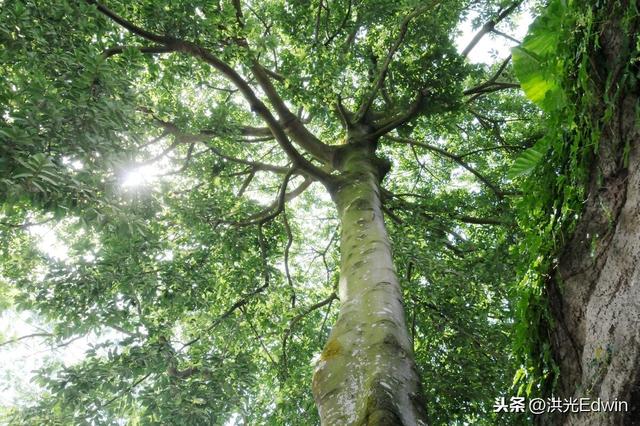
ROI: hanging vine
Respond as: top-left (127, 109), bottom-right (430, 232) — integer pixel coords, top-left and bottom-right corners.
top-left (510, 0), bottom-right (640, 397)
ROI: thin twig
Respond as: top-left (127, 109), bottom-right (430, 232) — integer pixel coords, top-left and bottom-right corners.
top-left (281, 293), bottom-right (337, 375)
top-left (0, 332), bottom-right (53, 348)
top-left (461, 1), bottom-right (523, 57)
top-left (179, 282), bottom-right (269, 350)
top-left (241, 306), bottom-right (277, 366)
top-left (282, 209), bottom-right (296, 308)
top-left (355, 2), bottom-right (435, 122)
top-left (386, 136), bottom-right (506, 198)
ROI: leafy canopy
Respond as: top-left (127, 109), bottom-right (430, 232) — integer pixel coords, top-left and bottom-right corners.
top-left (1, 0), bottom-right (540, 424)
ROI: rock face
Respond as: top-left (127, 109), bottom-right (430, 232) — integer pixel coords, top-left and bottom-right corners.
top-left (543, 2), bottom-right (640, 424)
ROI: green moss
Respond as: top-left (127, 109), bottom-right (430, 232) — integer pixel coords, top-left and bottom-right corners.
top-left (321, 337), bottom-right (342, 361)
top-left (512, 0), bottom-right (640, 398)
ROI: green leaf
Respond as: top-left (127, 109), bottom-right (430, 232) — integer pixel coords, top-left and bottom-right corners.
top-left (507, 139), bottom-right (550, 179)
top-left (511, 0), bottom-right (566, 112)
top-left (512, 47), bottom-right (557, 107)
top-left (12, 173), bottom-right (34, 179)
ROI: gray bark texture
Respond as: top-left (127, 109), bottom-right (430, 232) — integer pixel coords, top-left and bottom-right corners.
top-left (312, 148), bottom-right (427, 425)
top-left (543, 2), bottom-right (640, 424)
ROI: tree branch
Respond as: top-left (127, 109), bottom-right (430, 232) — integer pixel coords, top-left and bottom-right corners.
top-left (468, 82), bottom-right (521, 95)
top-left (208, 145), bottom-right (291, 175)
top-left (87, 0), bottom-right (333, 185)
top-left (180, 281), bottom-right (270, 350)
top-left (102, 44), bottom-right (175, 58)
top-left (0, 332), bottom-right (53, 348)
top-left (463, 55), bottom-right (520, 101)
top-left (367, 91), bottom-right (426, 139)
top-left (491, 28), bottom-right (521, 44)
top-left (0, 216), bottom-right (54, 229)
top-left (458, 144), bottom-right (526, 157)
top-left (216, 170), bottom-right (312, 227)
top-left (382, 190), bottom-right (510, 225)
top-left (314, 0), bottom-right (325, 44)
top-left (354, 2), bottom-right (433, 122)
top-left (461, 1), bottom-right (523, 57)
top-left (386, 136), bottom-right (506, 198)
top-left (282, 209), bottom-right (296, 308)
top-left (159, 143), bottom-right (196, 176)
top-left (237, 169), bottom-right (256, 197)
top-left (229, 0), bottom-right (334, 166)
top-left (249, 62), bottom-right (334, 165)
top-left (146, 115), bottom-right (290, 174)
top-left (96, 373), bottom-right (152, 411)
top-left (323, 0), bottom-right (352, 46)
top-left (335, 96), bottom-right (352, 129)
top-left (281, 293), bottom-right (337, 376)
top-left (241, 305), bottom-right (277, 366)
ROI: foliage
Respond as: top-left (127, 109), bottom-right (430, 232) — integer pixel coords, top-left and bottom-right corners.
top-left (0, 0), bottom-right (541, 424)
top-left (510, 0), bottom-right (640, 398)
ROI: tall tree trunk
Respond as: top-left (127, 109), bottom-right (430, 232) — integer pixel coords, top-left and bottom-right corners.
top-left (312, 148), bottom-right (427, 425)
top-left (543, 2), bottom-right (640, 424)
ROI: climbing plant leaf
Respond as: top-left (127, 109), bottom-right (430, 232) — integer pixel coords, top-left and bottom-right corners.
top-left (512, 0), bottom-right (565, 112)
top-left (507, 138), bottom-right (549, 179)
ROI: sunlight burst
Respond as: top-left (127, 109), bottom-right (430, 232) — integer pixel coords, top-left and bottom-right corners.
top-left (121, 164), bottom-right (161, 188)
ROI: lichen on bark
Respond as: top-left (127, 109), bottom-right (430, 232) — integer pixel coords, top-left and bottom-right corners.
top-left (312, 147), bottom-right (427, 425)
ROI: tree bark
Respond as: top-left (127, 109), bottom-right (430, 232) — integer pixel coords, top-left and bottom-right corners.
top-left (543, 2), bottom-right (640, 424)
top-left (312, 148), bottom-right (428, 425)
